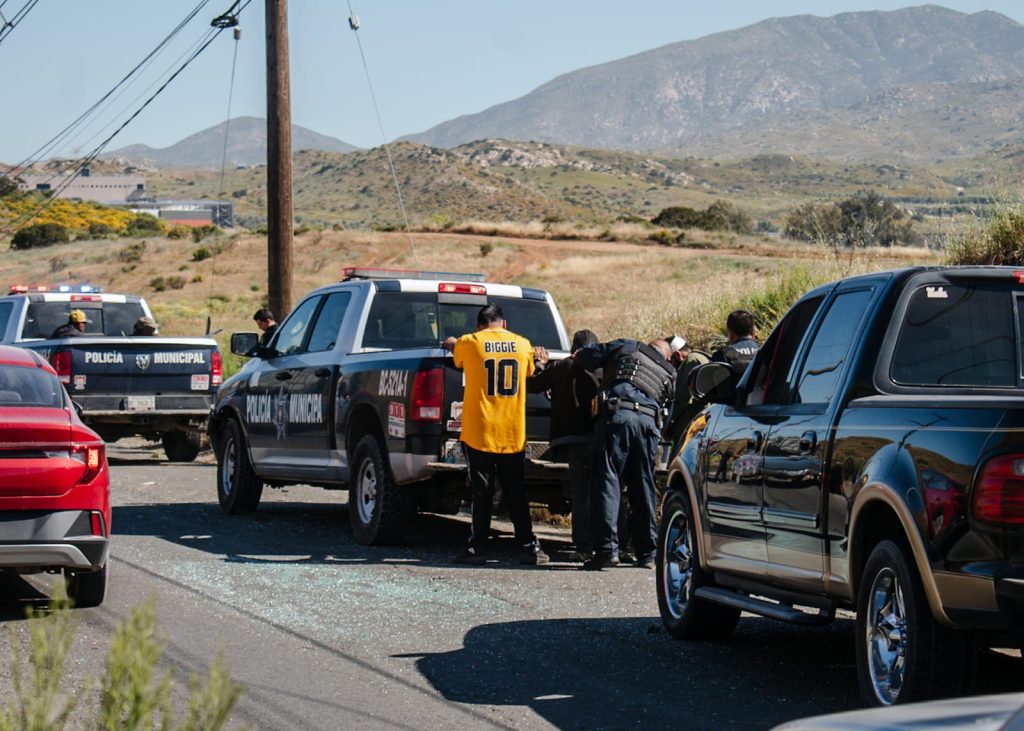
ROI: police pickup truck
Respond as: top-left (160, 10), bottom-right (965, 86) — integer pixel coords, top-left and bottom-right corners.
top-left (659, 266), bottom-right (1024, 707)
top-left (209, 267), bottom-right (571, 545)
top-left (0, 285), bottom-right (221, 461)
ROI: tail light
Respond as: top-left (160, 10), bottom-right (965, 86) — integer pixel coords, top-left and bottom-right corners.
top-left (71, 443), bottom-right (105, 484)
top-left (211, 351), bottom-right (223, 387)
top-left (973, 455), bottom-right (1024, 525)
top-left (410, 368), bottom-right (443, 422)
top-left (52, 350), bottom-right (72, 384)
top-left (89, 511), bottom-right (108, 537)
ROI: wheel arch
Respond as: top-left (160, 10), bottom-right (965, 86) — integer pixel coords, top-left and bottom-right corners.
top-left (664, 464), bottom-right (710, 572)
top-left (345, 401), bottom-right (386, 460)
top-left (209, 405), bottom-right (243, 455)
top-left (849, 487), bottom-right (953, 627)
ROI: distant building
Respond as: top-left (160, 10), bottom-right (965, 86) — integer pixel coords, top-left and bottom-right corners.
top-left (127, 199), bottom-right (234, 228)
top-left (17, 167), bottom-right (146, 204)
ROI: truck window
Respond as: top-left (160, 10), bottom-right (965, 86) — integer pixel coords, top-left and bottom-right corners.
top-left (892, 283), bottom-right (1015, 387)
top-left (306, 291), bottom-right (352, 353)
top-left (273, 296), bottom-right (323, 356)
top-left (0, 302), bottom-right (12, 339)
top-left (362, 292), bottom-right (563, 350)
top-left (746, 296), bottom-right (823, 406)
top-left (23, 302), bottom-right (146, 338)
top-left (794, 289), bottom-right (873, 404)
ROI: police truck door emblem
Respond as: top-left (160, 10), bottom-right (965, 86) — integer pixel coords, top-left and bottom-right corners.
top-left (135, 354), bottom-right (151, 370)
top-left (273, 387), bottom-right (288, 440)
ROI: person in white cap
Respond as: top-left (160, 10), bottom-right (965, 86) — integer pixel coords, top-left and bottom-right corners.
top-left (664, 334), bottom-right (711, 447)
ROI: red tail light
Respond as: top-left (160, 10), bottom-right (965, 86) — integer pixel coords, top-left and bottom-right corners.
top-left (439, 283), bottom-right (486, 295)
top-left (211, 351), bottom-right (223, 387)
top-left (52, 350), bottom-right (72, 384)
top-left (973, 455), bottom-right (1024, 525)
top-left (71, 443), bottom-right (105, 484)
top-left (89, 511), bottom-right (107, 537)
top-left (410, 368), bottom-right (443, 422)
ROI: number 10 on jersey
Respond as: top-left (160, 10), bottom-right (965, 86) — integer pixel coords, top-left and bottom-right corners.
top-left (484, 358), bottom-right (519, 396)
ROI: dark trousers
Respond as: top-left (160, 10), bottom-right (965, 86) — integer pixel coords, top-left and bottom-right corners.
top-left (464, 445), bottom-right (536, 548)
top-left (589, 409), bottom-right (660, 558)
top-left (554, 442), bottom-right (592, 552)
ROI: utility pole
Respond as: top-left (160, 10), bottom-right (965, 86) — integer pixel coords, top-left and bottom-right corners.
top-left (265, 0), bottom-right (293, 320)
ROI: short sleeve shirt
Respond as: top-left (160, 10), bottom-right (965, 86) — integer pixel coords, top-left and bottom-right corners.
top-left (453, 327), bottom-right (535, 454)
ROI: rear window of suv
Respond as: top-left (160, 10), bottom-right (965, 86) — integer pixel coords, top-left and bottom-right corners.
top-left (891, 282), bottom-right (1017, 387)
top-left (362, 292), bottom-right (562, 350)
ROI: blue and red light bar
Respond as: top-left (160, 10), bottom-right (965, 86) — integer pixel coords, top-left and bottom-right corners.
top-left (341, 267), bottom-right (486, 283)
top-left (8, 283), bottom-right (104, 295)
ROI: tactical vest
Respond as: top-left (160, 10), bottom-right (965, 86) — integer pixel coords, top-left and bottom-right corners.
top-left (604, 343), bottom-right (676, 407)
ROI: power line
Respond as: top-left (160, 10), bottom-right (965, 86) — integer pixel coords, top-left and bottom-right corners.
top-left (2, 1), bottom-right (250, 242)
top-left (0, 0), bottom-right (40, 47)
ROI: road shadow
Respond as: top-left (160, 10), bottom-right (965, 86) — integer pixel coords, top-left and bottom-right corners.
top-left (112, 500), bottom-right (577, 571)
top-left (0, 571), bottom-right (57, 621)
top-left (413, 616), bottom-right (1024, 731)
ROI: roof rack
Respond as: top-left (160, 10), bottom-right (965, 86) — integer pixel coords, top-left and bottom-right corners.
top-left (341, 267), bottom-right (486, 283)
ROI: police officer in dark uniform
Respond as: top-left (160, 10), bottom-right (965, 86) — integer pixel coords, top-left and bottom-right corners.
top-left (253, 308), bottom-right (279, 347)
top-left (712, 309), bottom-right (759, 372)
top-left (573, 338), bottom-right (675, 570)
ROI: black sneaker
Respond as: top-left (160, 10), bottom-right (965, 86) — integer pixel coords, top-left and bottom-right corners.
top-left (453, 546), bottom-right (486, 565)
top-left (635, 554), bottom-right (655, 569)
top-left (521, 542), bottom-right (550, 566)
top-left (581, 553), bottom-right (620, 571)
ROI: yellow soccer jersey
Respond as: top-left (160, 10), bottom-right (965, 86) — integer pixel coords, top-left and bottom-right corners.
top-left (453, 327), bottom-right (535, 454)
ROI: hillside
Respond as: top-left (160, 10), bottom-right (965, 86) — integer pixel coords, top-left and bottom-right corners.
top-left (142, 138), bottom-right (1004, 234)
top-left (103, 116), bottom-right (358, 169)
top-left (404, 6), bottom-right (1024, 160)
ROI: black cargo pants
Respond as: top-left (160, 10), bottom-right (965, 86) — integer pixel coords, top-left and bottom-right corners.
top-left (463, 445), bottom-right (537, 548)
top-left (588, 408), bottom-right (660, 559)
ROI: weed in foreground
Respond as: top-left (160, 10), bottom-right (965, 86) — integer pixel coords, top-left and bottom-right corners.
top-left (0, 586), bottom-right (243, 731)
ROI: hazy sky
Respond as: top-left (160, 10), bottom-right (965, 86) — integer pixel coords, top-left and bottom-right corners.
top-left (2, 1), bottom-right (1023, 163)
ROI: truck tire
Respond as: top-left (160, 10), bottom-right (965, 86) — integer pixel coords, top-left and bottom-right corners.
top-left (856, 539), bottom-right (976, 706)
top-left (217, 420), bottom-right (263, 514)
top-left (65, 564), bottom-right (107, 608)
top-left (163, 430), bottom-right (202, 462)
top-left (349, 434), bottom-right (414, 546)
top-left (656, 491), bottom-right (740, 640)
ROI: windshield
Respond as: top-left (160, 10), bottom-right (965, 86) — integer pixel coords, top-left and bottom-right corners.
top-left (362, 293), bottom-right (563, 350)
top-left (0, 365), bottom-right (64, 407)
top-left (24, 301), bottom-right (147, 339)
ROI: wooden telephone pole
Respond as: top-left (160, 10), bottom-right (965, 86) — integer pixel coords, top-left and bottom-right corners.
top-left (265, 0), bottom-right (293, 320)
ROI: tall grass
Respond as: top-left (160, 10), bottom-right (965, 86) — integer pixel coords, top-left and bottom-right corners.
top-left (0, 586), bottom-right (243, 731)
top-left (944, 205), bottom-right (1024, 265)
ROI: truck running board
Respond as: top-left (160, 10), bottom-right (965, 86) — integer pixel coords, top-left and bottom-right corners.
top-left (694, 587), bottom-right (833, 626)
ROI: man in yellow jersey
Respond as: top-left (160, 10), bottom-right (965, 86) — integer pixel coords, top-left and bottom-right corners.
top-left (443, 303), bottom-right (549, 566)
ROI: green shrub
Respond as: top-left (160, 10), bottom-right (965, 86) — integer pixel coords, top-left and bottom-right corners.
top-left (88, 222), bottom-right (116, 239)
top-left (166, 275), bottom-right (186, 290)
top-left (945, 206), bottom-right (1024, 265)
top-left (125, 213), bottom-right (163, 237)
top-left (150, 276), bottom-right (167, 292)
top-left (117, 241), bottom-right (147, 263)
top-left (652, 201), bottom-right (753, 234)
top-left (0, 176), bottom-right (18, 197)
top-left (10, 222), bottom-right (70, 249)
top-left (166, 225), bottom-right (192, 240)
top-left (191, 225), bottom-right (220, 243)
top-left (479, 242), bottom-right (494, 257)
top-left (192, 246), bottom-right (213, 262)
top-left (0, 588), bottom-right (242, 731)
top-left (786, 190), bottom-right (917, 248)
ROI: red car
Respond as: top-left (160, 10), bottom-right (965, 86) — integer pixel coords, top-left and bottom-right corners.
top-left (0, 345), bottom-right (110, 607)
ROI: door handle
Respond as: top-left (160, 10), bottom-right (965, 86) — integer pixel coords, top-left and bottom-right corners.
top-left (314, 368), bottom-right (332, 378)
top-left (746, 430), bottom-right (763, 452)
top-left (799, 431), bottom-right (817, 454)
top-left (275, 371), bottom-right (293, 381)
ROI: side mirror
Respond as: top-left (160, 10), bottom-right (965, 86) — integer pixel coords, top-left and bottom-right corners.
top-left (230, 332), bottom-right (260, 357)
top-left (691, 362), bottom-right (739, 405)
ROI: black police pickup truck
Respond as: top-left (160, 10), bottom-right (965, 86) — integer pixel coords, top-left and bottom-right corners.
top-left (659, 266), bottom-right (1024, 707)
top-left (0, 286), bottom-right (221, 461)
top-left (210, 267), bottom-right (571, 545)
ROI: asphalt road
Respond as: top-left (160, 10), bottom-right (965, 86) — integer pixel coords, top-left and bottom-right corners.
top-left (1, 444), bottom-right (1021, 730)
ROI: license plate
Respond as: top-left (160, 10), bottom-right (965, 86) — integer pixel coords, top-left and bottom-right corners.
top-left (191, 374), bottom-right (210, 391)
top-left (126, 396), bottom-right (155, 411)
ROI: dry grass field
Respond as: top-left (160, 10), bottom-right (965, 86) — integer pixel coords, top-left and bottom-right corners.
top-left (5, 228), bottom-right (941, 373)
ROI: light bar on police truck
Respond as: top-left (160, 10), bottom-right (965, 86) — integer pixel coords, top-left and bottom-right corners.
top-left (8, 284), bottom-right (103, 295)
top-left (341, 267), bottom-right (486, 283)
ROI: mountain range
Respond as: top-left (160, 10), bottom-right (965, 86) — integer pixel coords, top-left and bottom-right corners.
top-left (104, 6), bottom-right (1024, 167)
top-left (102, 116), bottom-right (357, 168)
